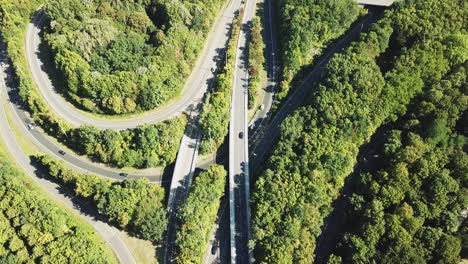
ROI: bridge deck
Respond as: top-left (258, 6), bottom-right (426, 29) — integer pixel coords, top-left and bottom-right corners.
top-left (357, 0), bottom-right (394, 6)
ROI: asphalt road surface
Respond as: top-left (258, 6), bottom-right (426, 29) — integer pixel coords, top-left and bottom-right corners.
top-left (164, 0), bottom-right (244, 262)
top-left (1, 35), bottom-right (163, 184)
top-left (0, 38), bottom-right (136, 264)
top-left (163, 105), bottom-right (203, 263)
top-left (205, 0), bottom-right (280, 262)
top-left (229, 0), bottom-right (258, 262)
top-left (248, 0), bottom-right (278, 128)
top-left (5, 2), bottom-right (385, 263)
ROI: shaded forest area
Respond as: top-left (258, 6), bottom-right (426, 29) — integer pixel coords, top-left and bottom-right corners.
top-left (275, 0), bottom-right (361, 103)
top-left (45, 0), bottom-right (225, 114)
top-left (252, 0), bottom-right (467, 263)
top-left (327, 63), bottom-right (467, 264)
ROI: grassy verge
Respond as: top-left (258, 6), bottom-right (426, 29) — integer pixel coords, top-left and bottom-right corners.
top-left (247, 9), bottom-right (267, 111)
top-left (0, 132), bottom-right (118, 263)
top-left (120, 232), bottom-right (157, 264)
top-left (247, 2), bottom-right (268, 122)
top-left (2, 97), bottom-right (40, 155)
top-left (175, 164), bottom-right (227, 263)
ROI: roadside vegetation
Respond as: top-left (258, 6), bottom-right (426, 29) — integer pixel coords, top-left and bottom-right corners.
top-left (0, 141), bottom-right (118, 263)
top-left (199, 10), bottom-right (243, 154)
top-left (252, 0), bottom-right (467, 262)
top-left (275, 0), bottom-right (361, 104)
top-left (248, 15), bottom-right (266, 110)
top-left (327, 64), bottom-right (467, 264)
top-left (68, 116), bottom-right (186, 168)
top-left (44, 0), bottom-right (225, 114)
top-left (35, 155), bottom-right (168, 243)
top-left (175, 164), bottom-right (226, 264)
top-left (0, 0), bottom-right (186, 169)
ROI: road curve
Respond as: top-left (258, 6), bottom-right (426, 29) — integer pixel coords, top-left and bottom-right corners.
top-left (2, 35), bottom-right (162, 183)
top-left (27, 3), bottom-right (239, 129)
top-left (0, 42), bottom-right (136, 264)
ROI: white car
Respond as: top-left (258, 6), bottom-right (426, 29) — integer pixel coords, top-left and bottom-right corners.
top-left (259, 104), bottom-right (265, 110)
top-left (27, 123), bottom-right (35, 130)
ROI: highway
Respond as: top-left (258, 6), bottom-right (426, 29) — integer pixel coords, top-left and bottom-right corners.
top-left (203, 0), bottom-right (280, 262)
top-left (357, 0), bottom-right (394, 6)
top-left (2, 0), bottom-right (247, 184)
top-left (203, 7), bottom-right (384, 264)
top-left (229, 0), bottom-right (257, 262)
top-left (2, 1), bottom-right (387, 264)
top-left (3, 0), bottom-right (252, 262)
top-left (0, 38), bottom-right (136, 264)
top-left (163, 104), bottom-right (202, 263)
top-left (163, 0), bottom-right (244, 262)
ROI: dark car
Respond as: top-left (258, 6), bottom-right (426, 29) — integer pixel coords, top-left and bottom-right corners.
top-left (119, 173), bottom-right (129, 178)
top-left (241, 162), bottom-right (249, 174)
top-left (238, 132), bottom-right (244, 139)
top-left (58, 150), bottom-right (66, 155)
top-left (211, 244), bottom-right (218, 255)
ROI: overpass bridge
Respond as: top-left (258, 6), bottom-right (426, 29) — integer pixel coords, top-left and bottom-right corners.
top-left (357, 0), bottom-right (394, 6)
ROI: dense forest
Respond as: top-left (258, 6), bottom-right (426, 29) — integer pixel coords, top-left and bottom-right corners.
top-left (199, 11), bottom-right (242, 154)
top-left (275, 0), bottom-right (361, 103)
top-left (0, 145), bottom-right (117, 263)
top-left (45, 0), bottom-right (225, 114)
top-left (252, 0), bottom-right (467, 262)
top-left (327, 64), bottom-right (467, 263)
top-left (68, 116), bottom-right (186, 168)
top-left (0, 1), bottom-right (187, 169)
top-left (175, 165), bottom-right (226, 264)
top-left (36, 155), bottom-right (168, 243)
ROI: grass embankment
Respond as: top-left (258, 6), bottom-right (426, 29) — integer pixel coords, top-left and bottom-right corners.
top-left (2, 97), bottom-right (40, 155)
